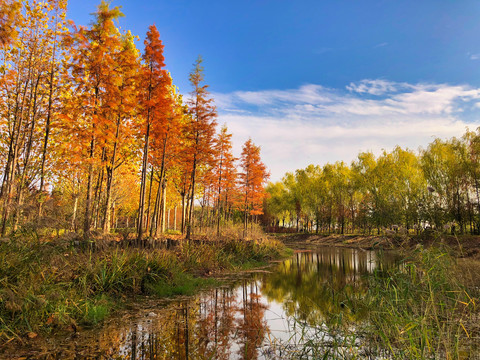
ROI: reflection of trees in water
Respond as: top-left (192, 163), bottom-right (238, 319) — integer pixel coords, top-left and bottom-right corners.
top-left (260, 249), bottom-right (397, 327)
top-left (196, 287), bottom-right (239, 359)
top-left (78, 281), bottom-right (268, 359)
top-left (236, 281), bottom-right (268, 360)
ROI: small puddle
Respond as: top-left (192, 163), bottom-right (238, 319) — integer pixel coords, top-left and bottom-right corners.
top-left (4, 247), bottom-right (401, 359)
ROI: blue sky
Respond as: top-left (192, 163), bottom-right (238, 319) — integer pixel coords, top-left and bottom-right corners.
top-left (67, 0), bottom-right (480, 180)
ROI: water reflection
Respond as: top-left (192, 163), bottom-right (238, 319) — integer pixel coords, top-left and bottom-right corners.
top-left (101, 248), bottom-right (398, 359)
top-left (6, 247), bottom-right (400, 359)
top-left (90, 283), bottom-right (268, 359)
top-left (261, 248), bottom-right (398, 328)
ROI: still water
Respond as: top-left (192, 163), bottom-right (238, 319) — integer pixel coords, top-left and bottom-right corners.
top-left (16, 247), bottom-right (400, 359)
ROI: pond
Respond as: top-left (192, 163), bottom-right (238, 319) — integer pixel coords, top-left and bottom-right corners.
top-left (8, 247), bottom-right (402, 359)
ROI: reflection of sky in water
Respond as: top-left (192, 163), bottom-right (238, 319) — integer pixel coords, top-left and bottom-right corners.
top-left (107, 247), bottom-right (399, 359)
top-left (256, 248), bottom-right (392, 357)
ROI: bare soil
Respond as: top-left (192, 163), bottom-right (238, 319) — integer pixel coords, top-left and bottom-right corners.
top-left (275, 232), bottom-right (480, 259)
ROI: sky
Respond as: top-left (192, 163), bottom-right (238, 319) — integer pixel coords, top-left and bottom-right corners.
top-left (67, 0), bottom-right (480, 181)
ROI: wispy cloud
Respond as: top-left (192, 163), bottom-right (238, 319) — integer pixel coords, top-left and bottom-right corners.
top-left (346, 79), bottom-right (401, 95)
top-left (213, 80), bottom-right (480, 181)
top-left (470, 53), bottom-right (480, 60)
top-left (374, 42), bottom-right (389, 48)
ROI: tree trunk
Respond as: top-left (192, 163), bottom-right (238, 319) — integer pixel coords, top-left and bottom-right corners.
top-left (39, 36), bottom-right (58, 218)
top-left (174, 205), bottom-right (177, 231)
top-left (71, 195), bottom-right (78, 231)
top-left (186, 153), bottom-right (197, 240)
top-left (137, 119), bottom-right (150, 241)
top-left (167, 207), bottom-right (170, 231)
top-left (161, 181), bottom-right (166, 234)
top-left (83, 138), bottom-right (95, 239)
top-left (83, 84), bottom-right (100, 240)
top-left (103, 115), bottom-right (121, 234)
top-left (150, 177), bottom-right (162, 237)
top-left (181, 192), bottom-right (186, 234)
top-left (145, 167), bottom-right (154, 231)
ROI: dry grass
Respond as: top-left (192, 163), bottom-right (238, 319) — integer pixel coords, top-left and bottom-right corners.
top-left (0, 230), bottom-right (288, 344)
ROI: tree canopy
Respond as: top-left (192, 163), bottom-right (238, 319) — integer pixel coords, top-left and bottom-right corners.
top-left (265, 129), bottom-right (480, 235)
top-left (0, 0), bottom-right (269, 239)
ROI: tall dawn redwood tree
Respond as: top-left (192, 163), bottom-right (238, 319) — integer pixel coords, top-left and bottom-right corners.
top-left (62, 1), bottom-right (124, 240)
top-left (136, 24), bottom-right (171, 241)
top-left (186, 56), bottom-right (217, 240)
top-left (148, 86), bottom-right (183, 238)
top-left (101, 32), bottom-right (140, 234)
top-left (239, 139), bottom-right (269, 232)
top-left (212, 124), bottom-right (236, 236)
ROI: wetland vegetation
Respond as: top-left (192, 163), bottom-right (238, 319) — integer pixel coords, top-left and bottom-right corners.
top-left (0, 231), bottom-right (288, 349)
top-left (3, 242), bottom-right (478, 359)
top-left (1, 1), bottom-right (480, 359)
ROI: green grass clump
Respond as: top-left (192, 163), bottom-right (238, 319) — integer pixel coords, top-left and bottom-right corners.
top-left (78, 296), bottom-right (112, 325)
top-left (145, 273), bottom-right (220, 297)
top-left (215, 238), bottom-right (290, 268)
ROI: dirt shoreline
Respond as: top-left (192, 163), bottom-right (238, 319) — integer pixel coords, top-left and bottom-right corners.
top-left (275, 233), bottom-right (480, 259)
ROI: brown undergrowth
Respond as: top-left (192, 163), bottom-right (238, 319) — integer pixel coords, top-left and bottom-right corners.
top-left (0, 230), bottom-right (288, 347)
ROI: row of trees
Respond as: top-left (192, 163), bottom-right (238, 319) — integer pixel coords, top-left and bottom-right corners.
top-left (265, 129), bottom-right (480, 235)
top-left (0, 0), bottom-right (269, 241)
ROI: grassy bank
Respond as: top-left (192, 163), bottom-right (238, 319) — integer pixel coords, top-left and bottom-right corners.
top-left (361, 246), bottom-right (479, 358)
top-left (275, 245), bottom-right (480, 359)
top-left (0, 235), bottom-right (289, 344)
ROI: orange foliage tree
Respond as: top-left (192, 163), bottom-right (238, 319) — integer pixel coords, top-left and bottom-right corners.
top-left (0, 0), bottom-right (271, 241)
top-left (185, 56), bottom-right (217, 239)
top-left (212, 124), bottom-right (237, 235)
top-left (239, 139), bottom-right (269, 231)
top-left (61, 1), bottom-right (128, 238)
top-left (136, 24), bottom-right (171, 241)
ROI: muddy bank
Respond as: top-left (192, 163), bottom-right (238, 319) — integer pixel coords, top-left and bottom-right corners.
top-left (276, 232), bottom-right (480, 259)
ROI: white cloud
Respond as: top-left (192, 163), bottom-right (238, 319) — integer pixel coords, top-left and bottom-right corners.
top-left (346, 79), bottom-right (401, 95)
top-left (374, 42), bottom-right (389, 48)
top-left (214, 84), bottom-right (335, 108)
top-left (213, 81), bottom-right (480, 181)
top-left (470, 53), bottom-right (480, 60)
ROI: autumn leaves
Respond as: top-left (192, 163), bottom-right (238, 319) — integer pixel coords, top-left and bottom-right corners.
top-left (0, 0), bottom-right (269, 240)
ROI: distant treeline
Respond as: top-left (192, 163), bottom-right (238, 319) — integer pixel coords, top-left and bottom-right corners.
top-left (265, 129), bottom-right (480, 235)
